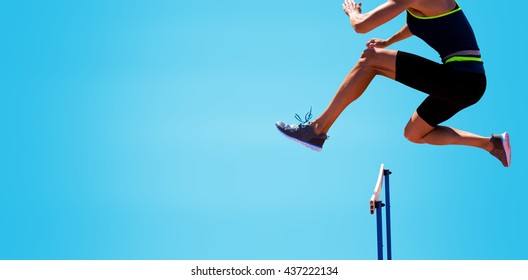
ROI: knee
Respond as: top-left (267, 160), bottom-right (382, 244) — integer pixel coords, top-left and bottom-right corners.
top-left (357, 48), bottom-right (380, 68)
top-left (403, 126), bottom-right (425, 144)
top-left (357, 48), bottom-right (392, 75)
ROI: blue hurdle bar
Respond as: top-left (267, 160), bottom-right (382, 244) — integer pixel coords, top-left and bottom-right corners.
top-left (375, 200), bottom-right (384, 260)
top-left (384, 169), bottom-right (392, 260)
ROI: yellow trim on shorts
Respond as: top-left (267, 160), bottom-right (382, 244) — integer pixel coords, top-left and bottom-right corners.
top-left (445, 56), bottom-right (483, 63)
top-left (407, 3), bottom-right (461, 20)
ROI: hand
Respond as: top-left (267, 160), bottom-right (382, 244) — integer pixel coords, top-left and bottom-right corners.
top-left (366, 38), bottom-right (389, 49)
top-left (342, 0), bottom-right (362, 16)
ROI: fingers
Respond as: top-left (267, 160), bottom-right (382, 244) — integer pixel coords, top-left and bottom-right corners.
top-left (344, 0), bottom-right (356, 8)
top-left (343, 0), bottom-right (351, 11)
top-left (343, 0), bottom-right (362, 14)
top-left (351, 0), bottom-right (361, 12)
top-left (366, 39), bottom-right (385, 49)
top-left (366, 39), bottom-right (374, 48)
top-left (367, 39), bottom-right (377, 49)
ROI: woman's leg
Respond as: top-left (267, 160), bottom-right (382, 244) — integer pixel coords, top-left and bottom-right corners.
top-left (404, 111), bottom-right (493, 151)
top-left (403, 111), bottom-right (512, 167)
top-left (275, 48), bottom-right (398, 151)
top-left (311, 48), bottom-right (398, 135)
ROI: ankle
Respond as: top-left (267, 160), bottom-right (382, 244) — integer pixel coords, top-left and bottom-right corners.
top-left (311, 122), bottom-right (324, 136)
top-left (485, 137), bottom-right (494, 152)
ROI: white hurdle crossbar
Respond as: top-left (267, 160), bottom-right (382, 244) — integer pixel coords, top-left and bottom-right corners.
top-left (370, 164), bottom-right (385, 215)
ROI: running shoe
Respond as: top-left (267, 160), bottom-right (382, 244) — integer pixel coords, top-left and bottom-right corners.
top-left (275, 107), bottom-right (328, 152)
top-left (490, 132), bottom-right (511, 167)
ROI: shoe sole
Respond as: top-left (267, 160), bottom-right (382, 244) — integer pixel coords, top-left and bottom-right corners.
top-left (502, 132), bottom-right (511, 167)
top-left (276, 127), bottom-right (323, 152)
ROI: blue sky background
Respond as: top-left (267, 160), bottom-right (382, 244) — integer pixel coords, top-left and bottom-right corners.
top-left (1, 0), bottom-right (526, 260)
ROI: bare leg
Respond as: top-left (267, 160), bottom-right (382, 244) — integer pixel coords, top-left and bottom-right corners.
top-left (404, 111), bottom-right (493, 151)
top-left (308, 48), bottom-right (494, 152)
top-left (311, 48), bottom-right (398, 135)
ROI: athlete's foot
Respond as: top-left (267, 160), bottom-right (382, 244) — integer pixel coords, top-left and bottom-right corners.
top-left (311, 121), bottom-right (325, 136)
top-left (489, 132), bottom-right (511, 167)
top-left (275, 122), bottom-right (328, 152)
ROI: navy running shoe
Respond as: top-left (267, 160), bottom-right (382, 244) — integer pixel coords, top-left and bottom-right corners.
top-left (490, 132), bottom-right (511, 167)
top-left (275, 107), bottom-right (328, 152)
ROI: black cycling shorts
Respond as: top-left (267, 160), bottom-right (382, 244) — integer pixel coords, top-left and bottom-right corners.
top-left (395, 51), bottom-right (487, 127)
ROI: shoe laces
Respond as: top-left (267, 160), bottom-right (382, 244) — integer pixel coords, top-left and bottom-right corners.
top-left (294, 106), bottom-right (313, 126)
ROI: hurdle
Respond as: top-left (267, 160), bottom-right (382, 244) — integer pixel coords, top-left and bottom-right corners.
top-left (369, 163), bottom-right (392, 260)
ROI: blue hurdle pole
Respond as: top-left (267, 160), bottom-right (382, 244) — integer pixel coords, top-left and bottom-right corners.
top-left (384, 169), bottom-right (392, 260)
top-left (375, 201), bottom-right (384, 260)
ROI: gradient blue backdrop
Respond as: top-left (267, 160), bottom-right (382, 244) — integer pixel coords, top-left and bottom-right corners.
top-left (1, 0), bottom-right (526, 259)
